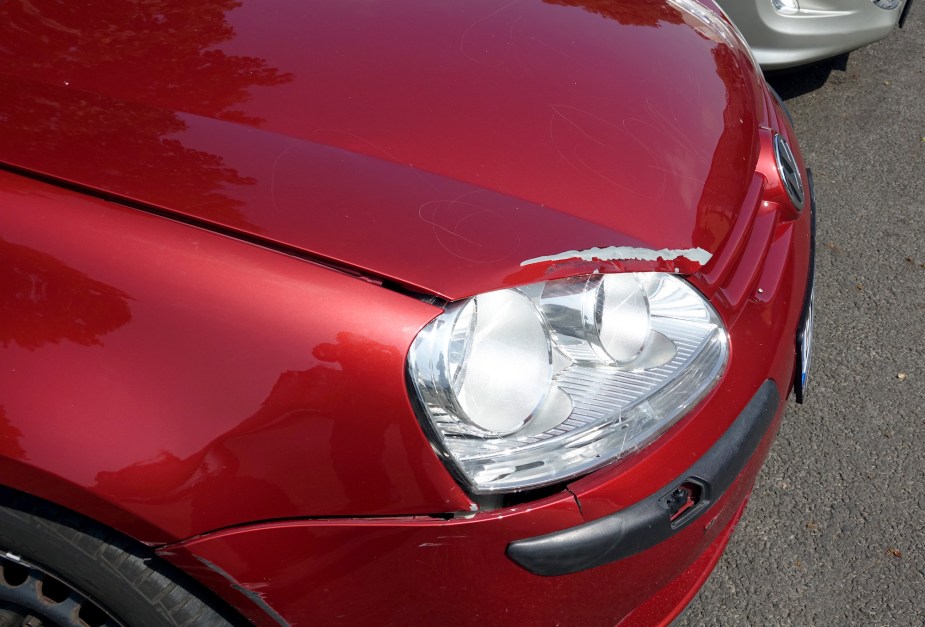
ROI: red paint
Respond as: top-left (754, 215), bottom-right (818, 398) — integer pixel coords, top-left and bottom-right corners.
top-left (159, 413), bottom-right (779, 626)
top-left (0, 0), bottom-right (812, 624)
top-left (0, 0), bottom-right (763, 300)
top-left (1, 173), bottom-right (472, 541)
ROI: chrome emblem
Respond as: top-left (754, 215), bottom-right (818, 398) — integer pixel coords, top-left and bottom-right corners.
top-left (774, 135), bottom-right (805, 210)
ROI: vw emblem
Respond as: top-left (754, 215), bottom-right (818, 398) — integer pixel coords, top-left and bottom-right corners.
top-left (774, 135), bottom-right (805, 210)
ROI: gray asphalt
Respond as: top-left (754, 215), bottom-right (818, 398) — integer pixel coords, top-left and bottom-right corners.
top-left (677, 11), bottom-right (925, 627)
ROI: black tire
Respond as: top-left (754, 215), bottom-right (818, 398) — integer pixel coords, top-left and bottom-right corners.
top-left (0, 489), bottom-right (243, 627)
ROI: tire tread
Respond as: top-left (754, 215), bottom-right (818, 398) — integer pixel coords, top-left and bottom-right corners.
top-left (0, 489), bottom-right (243, 627)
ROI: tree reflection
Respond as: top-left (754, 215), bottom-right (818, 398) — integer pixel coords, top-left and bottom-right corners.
top-left (0, 0), bottom-right (292, 227)
top-left (545, 0), bottom-right (684, 27)
top-left (0, 239), bottom-right (132, 349)
top-left (693, 44), bottom-right (754, 251)
top-left (0, 406), bottom-right (26, 460)
top-left (92, 331), bottom-right (446, 531)
top-left (0, 0), bottom-right (291, 124)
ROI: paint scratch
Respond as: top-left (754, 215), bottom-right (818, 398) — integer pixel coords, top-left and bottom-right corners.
top-left (521, 246), bottom-right (712, 267)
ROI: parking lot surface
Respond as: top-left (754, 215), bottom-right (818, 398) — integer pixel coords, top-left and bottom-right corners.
top-left (678, 12), bottom-right (925, 626)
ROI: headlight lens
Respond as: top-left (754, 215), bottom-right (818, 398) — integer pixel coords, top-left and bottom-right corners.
top-left (408, 273), bottom-right (728, 494)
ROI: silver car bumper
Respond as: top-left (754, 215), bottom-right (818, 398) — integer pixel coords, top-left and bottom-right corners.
top-left (717, 0), bottom-right (910, 70)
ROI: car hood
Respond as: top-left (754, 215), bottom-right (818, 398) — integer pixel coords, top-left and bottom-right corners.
top-left (0, 0), bottom-right (766, 300)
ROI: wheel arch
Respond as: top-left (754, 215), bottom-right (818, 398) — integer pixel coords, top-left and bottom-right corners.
top-left (0, 483), bottom-right (256, 626)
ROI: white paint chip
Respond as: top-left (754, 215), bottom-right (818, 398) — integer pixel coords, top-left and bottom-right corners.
top-left (520, 246), bottom-right (713, 267)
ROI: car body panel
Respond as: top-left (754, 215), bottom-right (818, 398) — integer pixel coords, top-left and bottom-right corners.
top-left (0, 0), bottom-right (814, 624)
top-left (1, 171), bottom-right (474, 542)
top-left (0, 0), bottom-right (765, 300)
top-left (717, 0), bottom-right (909, 70)
top-left (160, 399), bottom-right (775, 627)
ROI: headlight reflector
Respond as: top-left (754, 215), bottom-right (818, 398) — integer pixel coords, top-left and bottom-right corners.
top-left (446, 290), bottom-right (552, 434)
top-left (595, 274), bottom-right (651, 364)
top-left (408, 273), bottom-right (728, 494)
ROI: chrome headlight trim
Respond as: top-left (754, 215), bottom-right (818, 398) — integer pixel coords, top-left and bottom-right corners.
top-left (772, 0), bottom-right (800, 15)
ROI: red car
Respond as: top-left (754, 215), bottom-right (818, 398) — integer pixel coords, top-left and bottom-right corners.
top-left (0, 0), bottom-right (813, 625)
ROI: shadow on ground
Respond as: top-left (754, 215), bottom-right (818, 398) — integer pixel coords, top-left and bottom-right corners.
top-left (763, 52), bottom-right (850, 100)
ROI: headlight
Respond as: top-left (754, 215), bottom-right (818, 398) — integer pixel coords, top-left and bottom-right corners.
top-left (771, 0), bottom-right (800, 15)
top-left (871, 0), bottom-right (900, 9)
top-left (408, 273), bottom-right (728, 494)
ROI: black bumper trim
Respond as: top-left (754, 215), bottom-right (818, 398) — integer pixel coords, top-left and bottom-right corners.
top-left (506, 381), bottom-right (780, 576)
top-left (794, 169), bottom-right (816, 404)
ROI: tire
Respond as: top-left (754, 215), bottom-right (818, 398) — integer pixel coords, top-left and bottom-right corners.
top-left (0, 490), bottom-right (242, 627)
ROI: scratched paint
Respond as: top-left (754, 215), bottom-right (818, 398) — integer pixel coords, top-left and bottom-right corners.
top-left (520, 246), bottom-right (712, 267)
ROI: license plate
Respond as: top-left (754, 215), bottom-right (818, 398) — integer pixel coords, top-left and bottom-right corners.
top-left (794, 285), bottom-right (814, 404)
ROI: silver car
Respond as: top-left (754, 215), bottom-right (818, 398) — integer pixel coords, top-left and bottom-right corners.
top-left (716, 0), bottom-right (913, 69)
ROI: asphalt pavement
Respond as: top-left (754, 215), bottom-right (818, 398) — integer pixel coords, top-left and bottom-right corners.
top-left (677, 11), bottom-right (925, 626)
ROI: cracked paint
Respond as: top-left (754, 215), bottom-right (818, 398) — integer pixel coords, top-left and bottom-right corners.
top-left (520, 245), bottom-right (713, 267)
top-left (504, 244), bottom-right (713, 286)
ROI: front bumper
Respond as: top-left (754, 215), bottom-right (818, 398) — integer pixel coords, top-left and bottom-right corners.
top-left (508, 381), bottom-right (779, 577)
top-left (719, 0), bottom-right (910, 70)
top-left (158, 381), bottom-right (786, 627)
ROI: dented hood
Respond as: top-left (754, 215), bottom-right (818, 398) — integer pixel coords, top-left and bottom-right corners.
top-left (0, 0), bottom-right (765, 300)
